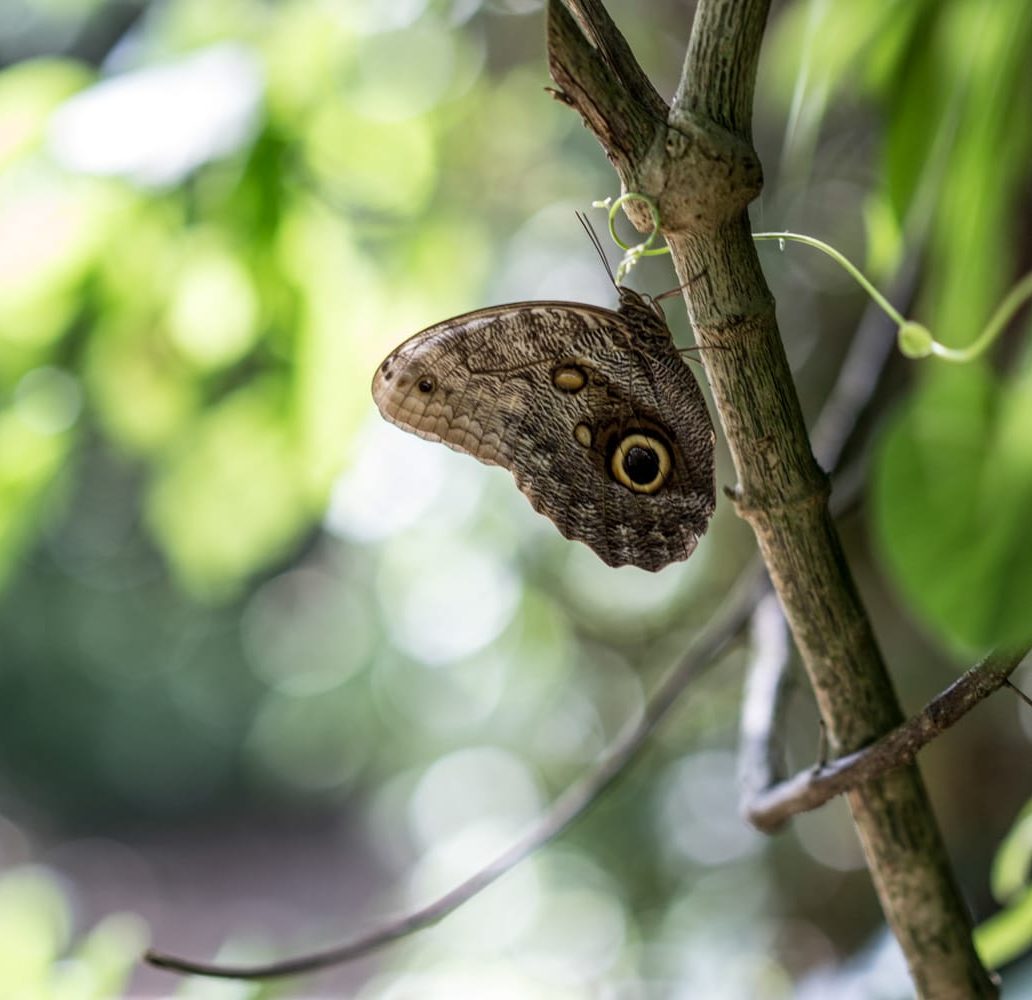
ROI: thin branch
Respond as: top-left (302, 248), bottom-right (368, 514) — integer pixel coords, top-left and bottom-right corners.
top-left (809, 255), bottom-right (920, 471)
top-left (547, 1), bottom-right (666, 183)
top-left (148, 5), bottom-right (1000, 989)
top-left (745, 645), bottom-right (1032, 833)
top-left (671, 0), bottom-right (770, 138)
top-left (737, 591), bottom-right (792, 800)
top-left (146, 566), bottom-right (766, 981)
top-left (1004, 678), bottom-right (1032, 711)
top-left (558, 0), bottom-right (667, 116)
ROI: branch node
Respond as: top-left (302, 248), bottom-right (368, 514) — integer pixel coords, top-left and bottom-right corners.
top-left (545, 86), bottom-right (575, 106)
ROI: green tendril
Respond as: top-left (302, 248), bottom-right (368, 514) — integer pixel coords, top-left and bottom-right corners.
top-left (753, 232), bottom-right (907, 327)
top-left (593, 193), bottom-right (670, 283)
top-left (590, 204), bottom-right (1030, 364)
top-left (927, 269), bottom-right (1032, 363)
top-left (754, 231), bottom-right (1032, 364)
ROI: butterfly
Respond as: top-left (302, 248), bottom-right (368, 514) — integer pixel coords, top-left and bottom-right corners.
top-left (371, 221), bottom-right (716, 570)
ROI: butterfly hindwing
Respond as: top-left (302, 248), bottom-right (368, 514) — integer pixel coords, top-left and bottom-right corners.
top-left (372, 292), bottom-right (716, 570)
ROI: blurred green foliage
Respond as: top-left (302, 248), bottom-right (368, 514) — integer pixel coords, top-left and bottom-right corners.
top-left (0, 0), bottom-right (1031, 995)
top-left (0, 0), bottom-right (591, 600)
top-left (0, 865), bottom-right (145, 998)
top-left (768, 0), bottom-right (1032, 652)
top-left (977, 800), bottom-right (1032, 968)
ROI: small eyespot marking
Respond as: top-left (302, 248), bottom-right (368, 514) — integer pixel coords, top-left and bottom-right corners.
top-left (418, 377), bottom-right (434, 393)
top-left (552, 364), bottom-right (588, 393)
top-left (574, 423), bottom-right (592, 447)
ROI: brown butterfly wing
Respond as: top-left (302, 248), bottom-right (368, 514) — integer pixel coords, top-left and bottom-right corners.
top-left (372, 299), bottom-right (715, 570)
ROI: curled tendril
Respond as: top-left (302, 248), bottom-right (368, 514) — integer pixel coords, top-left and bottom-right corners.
top-left (753, 231), bottom-right (1032, 364)
top-left (591, 198), bottom-right (1031, 365)
top-left (592, 192), bottom-right (670, 283)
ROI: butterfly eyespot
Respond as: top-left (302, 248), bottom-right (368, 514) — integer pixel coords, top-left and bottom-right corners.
top-left (610, 432), bottom-right (671, 494)
top-left (552, 364), bottom-right (588, 393)
top-left (417, 377), bottom-right (435, 393)
top-left (573, 423), bottom-right (592, 447)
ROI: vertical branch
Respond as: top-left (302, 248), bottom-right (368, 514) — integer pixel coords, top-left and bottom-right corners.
top-left (548, 2), bottom-right (998, 996)
top-left (673, 1), bottom-right (769, 136)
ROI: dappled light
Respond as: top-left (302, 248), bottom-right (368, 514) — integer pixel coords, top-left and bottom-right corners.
top-left (0, 0), bottom-right (1030, 996)
top-left (49, 45), bottom-right (263, 186)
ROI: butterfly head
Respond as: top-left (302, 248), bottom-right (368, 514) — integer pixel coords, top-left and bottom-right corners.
top-left (616, 284), bottom-right (669, 332)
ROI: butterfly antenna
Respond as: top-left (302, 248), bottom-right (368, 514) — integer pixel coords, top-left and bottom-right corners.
top-left (576, 212), bottom-right (617, 288)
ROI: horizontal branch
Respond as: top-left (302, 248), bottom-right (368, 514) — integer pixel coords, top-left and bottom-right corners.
top-left (744, 644), bottom-right (1032, 833)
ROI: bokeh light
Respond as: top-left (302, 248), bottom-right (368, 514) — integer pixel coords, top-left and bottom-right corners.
top-left (0, 1), bottom-right (1030, 997)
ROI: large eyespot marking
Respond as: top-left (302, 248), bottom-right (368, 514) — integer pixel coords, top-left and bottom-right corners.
top-left (552, 363), bottom-right (588, 393)
top-left (610, 432), bottom-right (672, 494)
top-left (417, 377), bottom-right (435, 393)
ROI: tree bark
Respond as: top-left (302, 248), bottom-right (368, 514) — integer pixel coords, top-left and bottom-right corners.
top-left (548, 2), bottom-right (998, 996)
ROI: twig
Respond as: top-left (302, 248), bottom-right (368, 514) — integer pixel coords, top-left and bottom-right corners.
top-left (1004, 678), bottom-right (1032, 711)
top-left (146, 566), bottom-right (766, 980)
top-left (745, 645), bottom-right (1032, 833)
top-left (546, 0), bottom-right (667, 195)
top-left (737, 592), bottom-right (792, 801)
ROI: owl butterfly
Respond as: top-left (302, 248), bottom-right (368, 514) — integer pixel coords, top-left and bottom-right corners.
top-left (371, 218), bottom-right (716, 571)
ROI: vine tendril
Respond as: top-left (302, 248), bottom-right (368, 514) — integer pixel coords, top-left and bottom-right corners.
top-left (592, 192), bottom-right (1032, 364)
top-left (592, 193), bottom-right (669, 283)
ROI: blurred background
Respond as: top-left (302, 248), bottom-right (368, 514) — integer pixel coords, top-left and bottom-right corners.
top-left (1, 0), bottom-right (1032, 996)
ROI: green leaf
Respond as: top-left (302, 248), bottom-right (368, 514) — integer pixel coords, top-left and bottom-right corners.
top-left (0, 400), bottom-right (75, 588)
top-left (0, 58), bottom-right (93, 169)
top-left (872, 361), bottom-right (1032, 652)
top-left (145, 381), bottom-right (313, 598)
top-left (0, 867), bottom-right (71, 989)
top-left (991, 801), bottom-right (1032, 904)
top-left (976, 885), bottom-right (1032, 970)
top-left (56, 912), bottom-right (148, 1000)
top-left (977, 801), bottom-right (1032, 969)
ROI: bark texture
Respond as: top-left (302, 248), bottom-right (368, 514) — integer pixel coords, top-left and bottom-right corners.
top-left (548, 2), bottom-right (998, 996)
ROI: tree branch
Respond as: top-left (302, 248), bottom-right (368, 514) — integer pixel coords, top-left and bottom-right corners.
top-left (146, 199), bottom-right (914, 981)
top-left (745, 645), bottom-right (1032, 833)
top-left (546, 0), bottom-right (666, 190)
top-left (549, 1), bottom-right (998, 996)
top-left (672, 0), bottom-right (769, 138)
top-left (143, 228), bottom-right (950, 983)
top-left (555, 0), bottom-right (667, 116)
